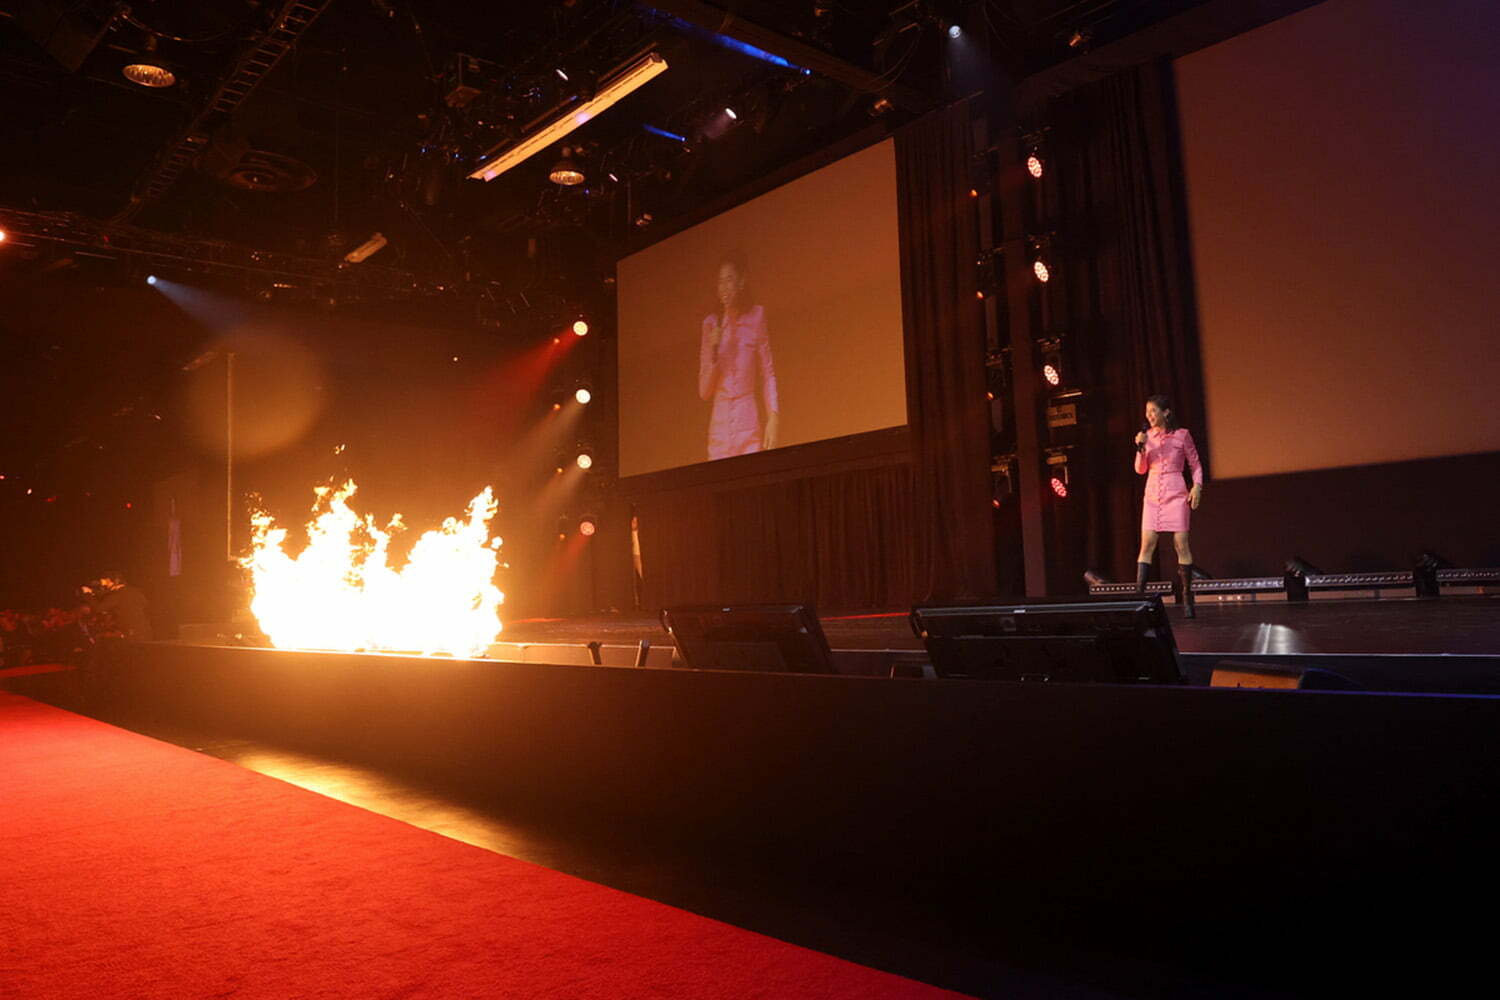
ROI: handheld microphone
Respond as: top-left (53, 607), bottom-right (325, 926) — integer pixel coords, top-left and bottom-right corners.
top-left (1135, 421), bottom-right (1149, 452)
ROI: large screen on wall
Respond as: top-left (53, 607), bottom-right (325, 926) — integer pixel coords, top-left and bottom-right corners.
top-left (616, 139), bottom-right (906, 478)
top-left (1174, 0), bottom-right (1500, 479)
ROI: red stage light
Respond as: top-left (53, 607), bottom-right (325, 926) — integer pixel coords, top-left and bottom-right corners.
top-left (1043, 363), bottom-right (1061, 386)
top-left (1033, 259), bottom-right (1050, 283)
top-left (1050, 476), bottom-right (1068, 498)
top-left (1026, 154), bottom-right (1044, 179)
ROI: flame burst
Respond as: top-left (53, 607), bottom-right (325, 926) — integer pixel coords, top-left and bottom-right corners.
top-left (244, 480), bottom-right (504, 657)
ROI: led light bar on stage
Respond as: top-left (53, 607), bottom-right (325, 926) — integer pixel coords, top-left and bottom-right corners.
top-left (468, 52), bottom-right (669, 183)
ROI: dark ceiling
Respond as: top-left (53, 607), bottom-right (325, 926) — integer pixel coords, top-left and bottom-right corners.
top-left (1, 0), bottom-right (1214, 294)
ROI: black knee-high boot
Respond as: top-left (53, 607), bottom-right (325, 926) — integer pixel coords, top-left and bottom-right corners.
top-left (1178, 564), bottom-right (1196, 619)
top-left (1135, 562), bottom-right (1150, 594)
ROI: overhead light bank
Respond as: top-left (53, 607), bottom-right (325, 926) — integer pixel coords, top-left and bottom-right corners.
top-left (467, 51), bottom-right (669, 183)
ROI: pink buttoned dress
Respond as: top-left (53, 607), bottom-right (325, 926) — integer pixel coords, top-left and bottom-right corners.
top-left (1135, 427), bottom-right (1204, 533)
top-left (699, 304), bottom-right (779, 460)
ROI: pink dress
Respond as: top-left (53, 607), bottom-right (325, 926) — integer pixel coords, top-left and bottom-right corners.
top-left (1135, 427), bottom-right (1204, 533)
top-left (699, 304), bottom-right (778, 460)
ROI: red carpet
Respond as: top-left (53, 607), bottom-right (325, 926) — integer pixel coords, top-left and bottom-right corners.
top-left (0, 692), bottom-right (969, 999)
top-left (0, 663), bottom-right (72, 679)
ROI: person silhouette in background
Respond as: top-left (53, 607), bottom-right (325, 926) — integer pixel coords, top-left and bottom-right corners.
top-left (699, 251), bottom-right (779, 459)
top-left (96, 570), bottom-right (151, 640)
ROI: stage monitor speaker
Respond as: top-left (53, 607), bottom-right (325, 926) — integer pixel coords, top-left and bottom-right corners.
top-left (659, 604), bottom-right (835, 674)
top-left (911, 597), bottom-right (1183, 684)
top-left (1210, 661), bottom-right (1362, 691)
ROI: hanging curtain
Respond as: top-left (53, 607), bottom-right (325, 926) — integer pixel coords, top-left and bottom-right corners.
top-left (895, 101), bottom-right (998, 601)
top-left (1050, 62), bottom-right (1207, 583)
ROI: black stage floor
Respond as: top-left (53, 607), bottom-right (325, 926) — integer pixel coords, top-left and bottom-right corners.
top-left (505, 595), bottom-right (1500, 655)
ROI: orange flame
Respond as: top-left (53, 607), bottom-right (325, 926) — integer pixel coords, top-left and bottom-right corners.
top-left (244, 480), bottom-right (504, 657)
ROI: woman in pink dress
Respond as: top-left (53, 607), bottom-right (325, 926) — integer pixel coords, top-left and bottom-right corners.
top-left (1133, 394), bottom-right (1205, 617)
top-left (699, 253), bottom-right (779, 460)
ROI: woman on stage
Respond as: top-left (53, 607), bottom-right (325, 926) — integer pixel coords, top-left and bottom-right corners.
top-left (699, 252), bottom-right (779, 460)
top-left (1134, 394), bottom-right (1205, 617)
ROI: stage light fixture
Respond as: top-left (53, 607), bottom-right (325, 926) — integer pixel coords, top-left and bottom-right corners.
top-left (575, 387), bottom-right (592, 405)
top-left (1045, 449), bottom-right (1070, 499)
top-left (343, 232), bottom-right (388, 264)
top-left (122, 62), bottom-right (176, 88)
top-left (1284, 556), bottom-right (1323, 577)
top-left (146, 275), bottom-right (158, 286)
top-left (976, 246), bottom-right (1003, 295)
top-left (947, 24), bottom-right (963, 39)
top-left (1039, 337), bottom-right (1065, 388)
top-left (991, 456), bottom-right (1016, 506)
top-left (549, 147), bottom-right (586, 186)
top-left (1026, 153), bottom-right (1044, 179)
top-left (470, 52), bottom-right (668, 182)
top-left (0, 229), bottom-right (8, 244)
top-left (724, 106), bottom-right (738, 120)
top-left (572, 318), bottom-right (589, 337)
top-left (579, 515), bottom-right (598, 537)
top-left (576, 451), bottom-right (594, 470)
top-left (555, 68), bottom-right (569, 81)
top-left (1033, 259), bottom-right (1051, 283)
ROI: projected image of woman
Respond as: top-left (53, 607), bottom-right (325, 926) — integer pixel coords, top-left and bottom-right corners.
top-left (1133, 394), bottom-right (1205, 618)
top-left (699, 251), bottom-right (779, 460)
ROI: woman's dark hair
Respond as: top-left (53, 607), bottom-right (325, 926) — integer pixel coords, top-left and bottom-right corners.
top-left (1146, 394), bottom-right (1179, 431)
top-left (717, 248), bottom-right (754, 305)
top-left (720, 248), bottom-right (748, 276)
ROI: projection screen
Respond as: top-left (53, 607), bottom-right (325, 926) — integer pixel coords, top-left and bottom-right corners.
top-left (616, 139), bottom-right (907, 478)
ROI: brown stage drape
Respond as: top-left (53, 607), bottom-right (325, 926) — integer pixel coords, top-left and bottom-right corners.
top-left (895, 102), bottom-right (998, 602)
top-left (1050, 62), bottom-right (1206, 584)
top-left (634, 462), bottom-right (914, 611)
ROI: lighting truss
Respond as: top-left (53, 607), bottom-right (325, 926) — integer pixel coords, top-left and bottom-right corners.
top-left (0, 207), bottom-right (487, 302)
top-left (468, 51), bottom-right (669, 183)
